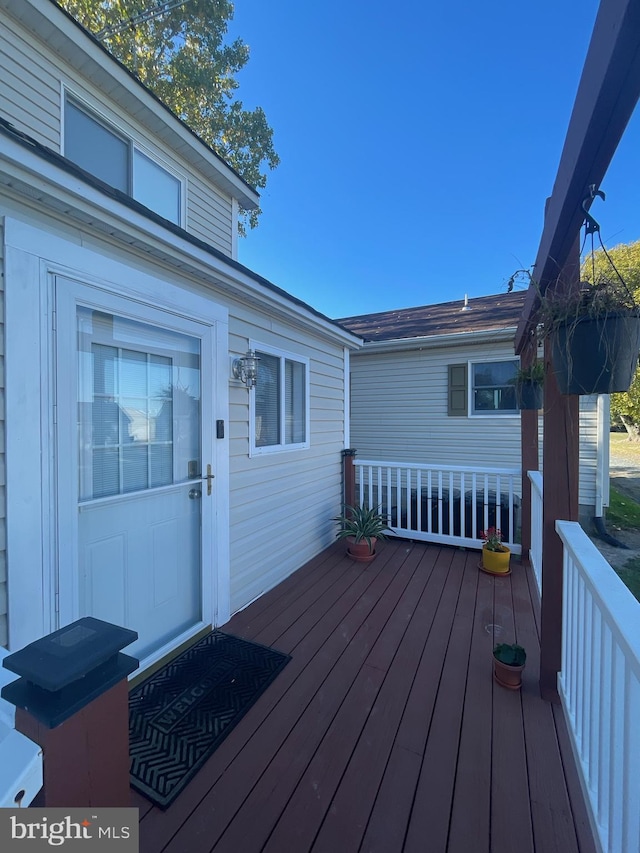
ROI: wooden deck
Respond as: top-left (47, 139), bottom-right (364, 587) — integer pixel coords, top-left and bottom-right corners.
top-left (134, 539), bottom-right (597, 853)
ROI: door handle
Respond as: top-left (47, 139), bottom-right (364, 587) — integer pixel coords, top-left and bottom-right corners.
top-left (202, 463), bottom-right (214, 496)
top-left (187, 462), bottom-right (214, 495)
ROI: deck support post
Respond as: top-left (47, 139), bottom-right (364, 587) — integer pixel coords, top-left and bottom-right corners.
top-left (1, 617), bottom-right (138, 806)
top-left (342, 448), bottom-right (357, 511)
top-left (519, 339), bottom-right (540, 560)
top-left (539, 246), bottom-right (580, 703)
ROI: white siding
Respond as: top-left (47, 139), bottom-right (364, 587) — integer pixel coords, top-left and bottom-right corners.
top-left (187, 181), bottom-right (234, 256)
top-left (228, 309), bottom-right (347, 613)
top-left (0, 8), bottom-right (236, 255)
top-left (578, 396), bottom-right (599, 508)
top-left (350, 342), bottom-right (601, 512)
top-left (0, 222), bottom-right (6, 647)
top-left (0, 22), bottom-right (60, 147)
top-left (350, 341), bottom-right (521, 469)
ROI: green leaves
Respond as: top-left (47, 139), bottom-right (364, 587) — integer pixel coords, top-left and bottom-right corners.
top-left (59, 0), bottom-right (279, 230)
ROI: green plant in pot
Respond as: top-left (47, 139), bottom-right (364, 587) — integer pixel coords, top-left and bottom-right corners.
top-left (537, 276), bottom-right (640, 395)
top-left (493, 643), bottom-right (526, 690)
top-left (333, 503), bottom-right (389, 562)
top-left (513, 359), bottom-right (544, 410)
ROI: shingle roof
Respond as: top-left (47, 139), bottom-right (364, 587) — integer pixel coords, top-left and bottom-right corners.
top-left (336, 292), bottom-right (527, 342)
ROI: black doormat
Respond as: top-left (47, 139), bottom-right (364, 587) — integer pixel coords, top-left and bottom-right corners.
top-left (129, 630), bottom-right (291, 809)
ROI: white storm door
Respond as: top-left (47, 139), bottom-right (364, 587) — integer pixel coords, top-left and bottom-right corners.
top-left (55, 277), bottom-right (215, 664)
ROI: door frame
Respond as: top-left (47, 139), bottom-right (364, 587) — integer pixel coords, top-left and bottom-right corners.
top-left (4, 217), bottom-right (231, 657)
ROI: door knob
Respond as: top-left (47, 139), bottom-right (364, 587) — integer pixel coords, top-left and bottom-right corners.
top-left (189, 488), bottom-right (202, 500)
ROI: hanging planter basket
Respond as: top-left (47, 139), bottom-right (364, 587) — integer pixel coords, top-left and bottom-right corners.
top-left (551, 313), bottom-right (640, 395)
top-left (515, 380), bottom-right (543, 410)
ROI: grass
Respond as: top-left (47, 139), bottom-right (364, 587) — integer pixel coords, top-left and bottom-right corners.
top-left (614, 557), bottom-right (640, 602)
top-left (606, 484), bottom-right (640, 530)
top-left (604, 482), bottom-right (640, 603)
top-left (610, 431), bottom-right (640, 465)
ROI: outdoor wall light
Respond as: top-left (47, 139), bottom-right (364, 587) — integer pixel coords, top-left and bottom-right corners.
top-left (232, 350), bottom-right (260, 388)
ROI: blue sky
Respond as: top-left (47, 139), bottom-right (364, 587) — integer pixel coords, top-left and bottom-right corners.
top-left (229, 1), bottom-right (640, 318)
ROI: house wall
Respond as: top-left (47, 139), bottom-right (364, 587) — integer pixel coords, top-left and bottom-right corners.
top-left (228, 315), bottom-right (346, 613)
top-left (0, 196), bottom-right (351, 647)
top-left (0, 13), bottom-right (235, 255)
top-left (350, 340), bottom-right (522, 468)
top-left (0, 222), bottom-right (5, 647)
top-left (350, 340), bottom-right (601, 512)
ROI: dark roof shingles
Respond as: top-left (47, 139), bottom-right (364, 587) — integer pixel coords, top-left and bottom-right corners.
top-left (337, 292), bottom-right (526, 342)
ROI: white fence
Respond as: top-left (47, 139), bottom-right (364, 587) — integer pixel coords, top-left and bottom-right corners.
top-left (0, 649), bottom-right (43, 807)
top-left (528, 470), bottom-right (543, 595)
top-left (354, 460), bottom-right (522, 554)
top-left (556, 520), bottom-right (640, 853)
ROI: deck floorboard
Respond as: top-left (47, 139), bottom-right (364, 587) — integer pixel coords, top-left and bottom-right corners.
top-left (136, 539), bottom-right (595, 853)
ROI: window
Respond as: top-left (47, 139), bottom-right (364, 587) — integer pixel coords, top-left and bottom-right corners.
top-left (64, 95), bottom-right (183, 225)
top-left (251, 346), bottom-right (309, 453)
top-left (77, 308), bottom-right (201, 501)
top-left (471, 360), bottom-right (518, 414)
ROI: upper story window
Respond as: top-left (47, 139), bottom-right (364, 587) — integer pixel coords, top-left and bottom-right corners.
top-left (64, 95), bottom-right (183, 225)
top-left (250, 345), bottom-right (310, 454)
top-left (471, 360), bottom-right (518, 415)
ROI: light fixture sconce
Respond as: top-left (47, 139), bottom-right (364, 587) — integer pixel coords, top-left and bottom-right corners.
top-left (232, 350), bottom-right (260, 388)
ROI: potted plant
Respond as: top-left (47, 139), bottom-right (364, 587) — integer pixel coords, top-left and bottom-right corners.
top-left (479, 527), bottom-right (510, 575)
top-left (513, 360), bottom-right (544, 410)
top-left (333, 503), bottom-right (389, 562)
top-left (493, 643), bottom-right (526, 690)
top-left (537, 277), bottom-right (640, 395)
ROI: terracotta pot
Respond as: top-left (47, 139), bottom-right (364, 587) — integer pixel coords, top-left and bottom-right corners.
top-left (481, 544), bottom-right (511, 575)
top-left (346, 536), bottom-right (377, 563)
top-left (493, 656), bottom-right (525, 690)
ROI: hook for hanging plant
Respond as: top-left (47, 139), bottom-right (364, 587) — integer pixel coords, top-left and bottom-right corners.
top-left (582, 184), bottom-right (606, 236)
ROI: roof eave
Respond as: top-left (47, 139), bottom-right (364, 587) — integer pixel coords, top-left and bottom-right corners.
top-left (353, 327), bottom-right (518, 354)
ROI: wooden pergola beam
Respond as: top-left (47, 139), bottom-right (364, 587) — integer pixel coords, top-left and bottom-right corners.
top-left (515, 0), bottom-right (640, 353)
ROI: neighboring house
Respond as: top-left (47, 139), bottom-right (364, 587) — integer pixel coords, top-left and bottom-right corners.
top-left (338, 292), bottom-right (610, 526)
top-left (0, 0), bottom-right (361, 669)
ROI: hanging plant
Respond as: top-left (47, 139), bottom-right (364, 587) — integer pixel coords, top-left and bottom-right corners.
top-left (537, 277), bottom-right (640, 395)
top-left (508, 190), bottom-right (640, 396)
top-left (513, 360), bottom-right (544, 410)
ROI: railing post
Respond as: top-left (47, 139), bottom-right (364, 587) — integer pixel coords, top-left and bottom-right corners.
top-left (342, 448), bottom-right (357, 510)
top-left (540, 244), bottom-right (581, 702)
top-left (1, 617), bottom-right (138, 807)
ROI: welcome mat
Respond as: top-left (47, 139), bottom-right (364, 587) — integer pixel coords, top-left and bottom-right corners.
top-left (129, 630), bottom-right (291, 809)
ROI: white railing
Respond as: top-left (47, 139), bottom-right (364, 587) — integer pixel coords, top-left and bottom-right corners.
top-left (556, 520), bottom-right (640, 853)
top-left (528, 470), bottom-right (543, 595)
top-left (354, 460), bottom-right (522, 554)
top-left (0, 649), bottom-right (43, 807)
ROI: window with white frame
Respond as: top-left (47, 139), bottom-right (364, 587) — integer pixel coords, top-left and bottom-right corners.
top-left (471, 359), bottom-right (518, 414)
top-left (64, 95), bottom-right (183, 225)
top-left (251, 346), bottom-right (309, 453)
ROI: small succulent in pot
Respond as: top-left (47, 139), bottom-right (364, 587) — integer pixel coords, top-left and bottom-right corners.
top-left (493, 643), bottom-right (527, 667)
